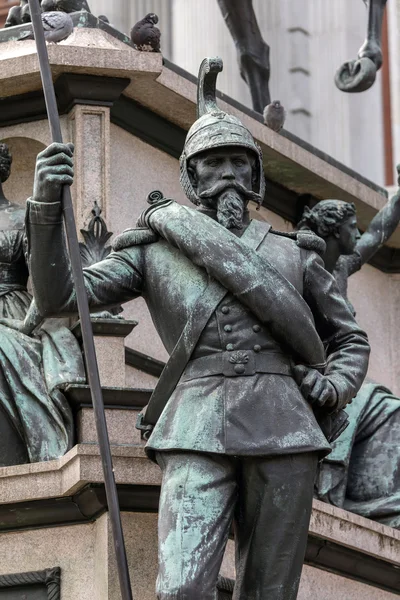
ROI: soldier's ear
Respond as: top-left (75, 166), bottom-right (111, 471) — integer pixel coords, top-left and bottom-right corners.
top-left (187, 164), bottom-right (198, 190)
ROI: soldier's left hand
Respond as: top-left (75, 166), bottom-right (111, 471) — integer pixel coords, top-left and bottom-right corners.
top-left (293, 365), bottom-right (338, 409)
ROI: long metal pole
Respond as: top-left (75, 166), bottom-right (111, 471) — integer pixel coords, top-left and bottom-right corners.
top-left (27, 3), bottom-right (133, 599)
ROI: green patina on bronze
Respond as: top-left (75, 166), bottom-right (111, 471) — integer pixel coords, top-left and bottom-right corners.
top-left (23, 57), bottom-right (370, 598)
top-left (297, 183), bottom-right (400, 529)
top-left (0, 142), bottom-right (85, 466)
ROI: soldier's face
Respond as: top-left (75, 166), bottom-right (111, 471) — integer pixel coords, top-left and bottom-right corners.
top-left (191, 148), bottom-right (253, 199)
top-left (338, 216), bottom-right (360, 254)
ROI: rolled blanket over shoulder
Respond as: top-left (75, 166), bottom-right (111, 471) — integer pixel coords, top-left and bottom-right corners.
top-left (145, 201), bottom-right (326, 369)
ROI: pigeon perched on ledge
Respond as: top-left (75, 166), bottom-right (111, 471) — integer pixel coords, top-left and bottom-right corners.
top-left (263, 100), bottom-right (286, 132)
top-left (18, 11), bottom-right (74, 43)
top-left (41, 0), bottom-right (91, 12)
top-left (130, 13), bottom-right (161, 53)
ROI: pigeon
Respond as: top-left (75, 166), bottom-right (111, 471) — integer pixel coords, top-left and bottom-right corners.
top-left (40, 0), bottom-right (91, 12)
top-left (5, 1), bottom-right (30, 27)
top-left (263, 100), bottom-right (286, 132)
top-left (18, 11), bottom-right (74, 43)
top-left (130, 13), bottom-right (161, 53)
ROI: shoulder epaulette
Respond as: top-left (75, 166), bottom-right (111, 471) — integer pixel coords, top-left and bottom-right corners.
top-left (270, 228), bottom-right (326, 256)
top-left (112, 227), bottom-right (159, 252)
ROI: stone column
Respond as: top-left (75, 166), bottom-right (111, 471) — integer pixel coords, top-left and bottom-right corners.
top-left (68, 105), bottom-right (110, 230)
top-left (387, 0), bottom-right (400, 175)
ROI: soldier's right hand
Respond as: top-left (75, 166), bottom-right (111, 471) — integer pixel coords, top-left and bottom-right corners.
top-left (32, 143), bottom-right (74, 203)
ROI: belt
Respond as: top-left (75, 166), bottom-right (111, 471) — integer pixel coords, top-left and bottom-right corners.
top-left (181, 350), bottom-right (293, 381)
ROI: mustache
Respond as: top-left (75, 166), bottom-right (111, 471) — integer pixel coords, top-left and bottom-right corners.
top-left (199, 180), bottom-right (261, 203)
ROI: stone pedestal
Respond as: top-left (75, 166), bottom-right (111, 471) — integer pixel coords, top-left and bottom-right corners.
top-left (0, 436), bottom-right (399, 599)
top-left (71, 318), bottom-right (138, 387)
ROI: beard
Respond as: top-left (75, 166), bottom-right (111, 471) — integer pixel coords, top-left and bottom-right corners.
top-left (198, 180), bottom-right (261, 230)
top-left (216, 189), bottom-right (245, 229)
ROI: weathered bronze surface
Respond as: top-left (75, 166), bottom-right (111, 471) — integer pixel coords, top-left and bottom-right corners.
top-left (335, 0), bottom-right (388, 92)
top-left (216, 0), bottom-right (271, 113)
top-left (25, 58), bottom-right (369, 599)
top-left (0, 143), bottom-right (85, 467)
top-left (80, 201), bottom-right (123, 318)
top-left (298, 170), bottom-right (400, 528)
top-left (216, 0), bottom-right (388, 110)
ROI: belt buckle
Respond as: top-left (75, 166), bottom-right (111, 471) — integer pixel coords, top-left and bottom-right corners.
top-left (224, 351), bottom-right (255, 377)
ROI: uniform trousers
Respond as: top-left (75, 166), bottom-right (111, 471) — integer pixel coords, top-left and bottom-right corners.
top-left (156, 450), bottom-right (318, 600)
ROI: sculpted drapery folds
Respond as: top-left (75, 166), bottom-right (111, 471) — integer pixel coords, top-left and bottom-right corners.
top-left (25, 58), bottom-right (369, 600)
top-left (0, 143), bottom-right (85, 467)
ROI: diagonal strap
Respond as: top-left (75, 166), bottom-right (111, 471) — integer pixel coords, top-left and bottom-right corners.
top-left (137, 220), bottom-right (270, 434)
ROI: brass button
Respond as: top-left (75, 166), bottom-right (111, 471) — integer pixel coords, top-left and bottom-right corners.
top-left (234, 364), bottom-right (245, 374)
top-left (253, 324), bottom-right (261, 333)
top-left (224, 325), bottom-right (232, 333)
top-left (221, 306), bottom-right (230, 314)
top-left (254, 345), bottom-right (261, 353)
top-left (226, 344), bottom-right (234, 351)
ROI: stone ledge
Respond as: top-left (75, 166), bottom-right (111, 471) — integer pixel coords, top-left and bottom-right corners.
top-left (0, 445), bottom-right (399, 569)
top-left (310, 499), bottom-right (400, 567)
top-left (0, 446), bottom-right (399, 593)
top-left (0, 445), bottom-right (160, 505)
top-left (71, 318), bottom-right (138, 341)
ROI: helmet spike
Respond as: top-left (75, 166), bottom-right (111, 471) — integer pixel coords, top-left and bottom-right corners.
top-left (197, 57), bottom-right (223, 119)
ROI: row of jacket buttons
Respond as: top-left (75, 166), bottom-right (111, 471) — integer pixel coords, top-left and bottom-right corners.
top-left (225, 323), bottom-right (261, 334)
top-left (221, 305), bottom-right (262, 354)
top-left (226, 344), bottom-right (262, 353)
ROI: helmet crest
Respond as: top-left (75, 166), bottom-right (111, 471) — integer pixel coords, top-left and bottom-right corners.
top-left (180, 57), bottom-right (265, 207)
top-left (197, 57), bottom-right (223, 118)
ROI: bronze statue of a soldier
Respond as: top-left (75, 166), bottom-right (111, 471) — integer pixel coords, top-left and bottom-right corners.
top-left (24, 58), bottom-right (369, 599)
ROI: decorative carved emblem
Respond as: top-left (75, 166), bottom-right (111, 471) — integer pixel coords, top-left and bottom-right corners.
top-left (0, 567), bottom-right (61, 599)
top-left (229, 351), bottom-right (249, 365)
top-left (79, 202), bottom-right (122, 318)
top-left (79, 201), bottom-right (112, 268)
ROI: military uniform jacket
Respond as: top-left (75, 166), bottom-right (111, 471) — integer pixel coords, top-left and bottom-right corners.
top-left (26, 200), bottom-right (370, 458)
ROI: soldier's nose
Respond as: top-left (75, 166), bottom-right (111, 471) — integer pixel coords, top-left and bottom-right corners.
top-left (222, 168), bottom-right (235, 180)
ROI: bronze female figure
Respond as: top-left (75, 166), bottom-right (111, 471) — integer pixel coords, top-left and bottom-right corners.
top-left (0, 143), bottom-right (84, 467)
top-left (297, 168), bottom-right (400, 528)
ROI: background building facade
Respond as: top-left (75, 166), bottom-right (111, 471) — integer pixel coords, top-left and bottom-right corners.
top-left (89, 0), bottom-right (398, 189)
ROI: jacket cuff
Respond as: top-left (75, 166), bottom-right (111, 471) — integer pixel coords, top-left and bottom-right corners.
top-left (27, 199), bottom-right (63, 225)
top-left (328, 376), bottom-right (353, 410)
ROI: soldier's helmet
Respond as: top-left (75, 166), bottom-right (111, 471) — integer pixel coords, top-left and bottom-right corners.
top-left (180, 57), bottom-right (265, 206)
